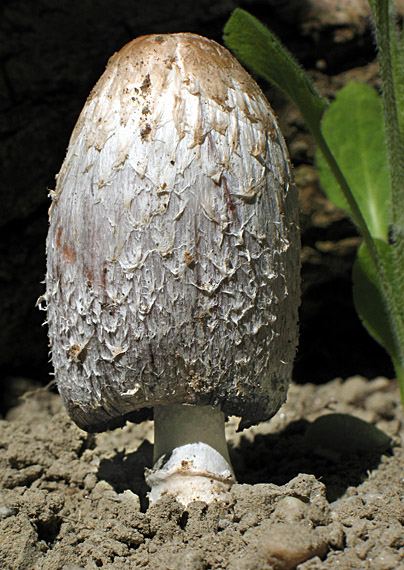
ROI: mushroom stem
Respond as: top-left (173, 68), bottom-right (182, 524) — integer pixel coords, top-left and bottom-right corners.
top-left (146, 404), bottom-right (235, 505)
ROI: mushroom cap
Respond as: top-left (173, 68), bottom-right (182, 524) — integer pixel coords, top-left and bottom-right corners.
top-left (45, 33), bottom-right (300, 432)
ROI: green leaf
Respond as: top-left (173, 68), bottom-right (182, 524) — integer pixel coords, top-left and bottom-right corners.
top-left (317, 82), bottom-right (391, 241)
top-left (353, 239), bottom-right (399, 360)
top-left (223, 8), bottom-right (328, 133)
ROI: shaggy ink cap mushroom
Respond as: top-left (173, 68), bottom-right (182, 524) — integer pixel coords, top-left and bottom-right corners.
top-left (45, 33), bottom-right (300, 505)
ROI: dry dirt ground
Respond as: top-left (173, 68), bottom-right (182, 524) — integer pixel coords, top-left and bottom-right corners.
top-left (1, 375), bottom-right (403, 570)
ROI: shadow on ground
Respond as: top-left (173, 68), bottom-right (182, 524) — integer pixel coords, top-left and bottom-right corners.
top-left (232, 418), bottom-right (392, 502)
top-left (97, 417), bottom-right (391, 508)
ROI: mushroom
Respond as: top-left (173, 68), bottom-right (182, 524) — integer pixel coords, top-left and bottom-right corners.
top-left (45, 33), bottom-right (300, 505)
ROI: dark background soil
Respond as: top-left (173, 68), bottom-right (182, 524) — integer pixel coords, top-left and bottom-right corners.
top-left (0, 0), bottom-right (395, 408)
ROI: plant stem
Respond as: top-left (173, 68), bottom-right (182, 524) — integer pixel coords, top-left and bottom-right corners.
top-left (393, 357), bottom-right (404, 404)
top-left (152, 403), bottom-right (233, 466)
top-left (370, 1), bottom-right (404, 282)
top-left (368, 0), bottom-right (404, 398)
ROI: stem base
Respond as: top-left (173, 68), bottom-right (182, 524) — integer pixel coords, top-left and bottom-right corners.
top-left (146, 442), bottom-right (235, 505)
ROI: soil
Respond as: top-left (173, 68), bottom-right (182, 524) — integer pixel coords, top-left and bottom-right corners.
top-left (1, 375), bottom-right (403, 570)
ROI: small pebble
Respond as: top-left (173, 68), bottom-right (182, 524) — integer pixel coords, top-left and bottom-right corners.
top-left (91, 480), bottom-right (118, 500)
top-left (258, 522), bottom-right (328, 570)
top-left (0, 505), bottom-right (18, 519)
top-left (272, 496), bottom-right (307, 523)
top-left (372, 548), bottom-right (401, 570)
top-left (116, 490), bottom-right (141, 511)
top-left (84, 473), bottom-right (98, 491)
